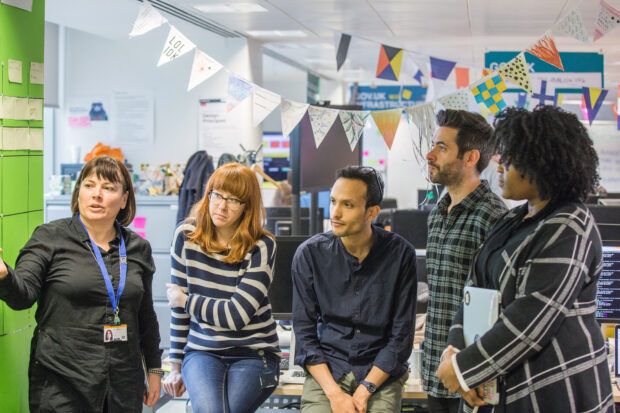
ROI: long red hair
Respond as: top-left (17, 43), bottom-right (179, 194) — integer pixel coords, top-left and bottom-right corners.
top-left (186, 163), bottom-right (272, 263)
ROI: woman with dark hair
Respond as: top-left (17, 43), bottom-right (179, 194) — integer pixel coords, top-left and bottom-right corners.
top-left (0, 156), bottom-right (162, 412)
top-left (436, 106), bottom-right (614, 412)
top-left (163, 162), bottom-right (280, 413)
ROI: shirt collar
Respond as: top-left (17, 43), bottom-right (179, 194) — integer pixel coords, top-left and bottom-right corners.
top-left (334, 224), bottom-right (385, 264)
top-left (72, 214), bottom-right (121, 244)
top-left (437, 180), bottom-right (492, 215)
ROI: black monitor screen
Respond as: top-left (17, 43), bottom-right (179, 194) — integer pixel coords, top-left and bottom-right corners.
top-left (268, 236), bottom-right (310, 319)
top-left (596, 246), bottom-right (620, 322)
top-left (262, 132), bottom-right (290, 182)
top-left (390, 209), bottom-right (430, 250)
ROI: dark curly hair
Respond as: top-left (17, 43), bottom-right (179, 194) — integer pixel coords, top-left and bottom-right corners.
top-left (493, 105), bottom-right (599, 203)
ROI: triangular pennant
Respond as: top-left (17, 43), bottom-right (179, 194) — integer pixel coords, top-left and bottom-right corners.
top-left (281, 99), bottom-right (309, 136)
top-left (226, 74), bottom-right (253, 113)
top-left (429, 56), bottom-right (456, 81)
top-left (187, 49), bottom-right (223, 91)
top-left (412, 56), bottom-right (430, 85)
top-left (157, 26), bottom-right (196, 67)
top-left (334, 32), bottom-right (352, 71)
top-left (498, 53), bottom-right (532, 93)
top-left (454, 67), bottom-right (470, 89)
top-left (129, 2), bottom-right (167, 38)
top-left (526, 33), bottom-right (564, 71)
top-left (371, 108), bottom-right (402, 150)
top-left (399, 52), bottom-right (419, 84)
top-left (252, 86), bottom-right (281, 127)
top-left (516, 92), bottom-right (529, 109)
top-left (582, 87), bottom-right (609, 125)
top-left (553, 7), bottom-right (590, 43)
top-left (339, 110), bottom-right (369, 151)
top-left (405, 102), bottom-right (436, 164)
top-left (469, 72), bottom-right (507, 115)
top-left (594, 0), bottom-right (620, 41)
top-left (308, 106), bottom-right (339, 148)
top-left (414, 69), bottom-right (424, 85)
top-left (376, 45), bottom-right (403, 81)
top-left (438, 89), bottom-right (470, 111)
top-left (531, 79), bottom-right (556, 106)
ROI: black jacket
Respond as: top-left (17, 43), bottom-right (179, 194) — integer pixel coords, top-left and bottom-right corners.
top-left (0, 215), bottom-right (161, 412)
top-left (177, 150), bottom-right (214, 223)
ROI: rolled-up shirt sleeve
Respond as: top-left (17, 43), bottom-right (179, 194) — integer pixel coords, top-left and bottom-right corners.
top-left (292, 245), bottom-right (327, 368)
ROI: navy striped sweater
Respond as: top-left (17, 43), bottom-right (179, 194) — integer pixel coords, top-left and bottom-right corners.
top-left (169, 222), bottom-right (279, 363)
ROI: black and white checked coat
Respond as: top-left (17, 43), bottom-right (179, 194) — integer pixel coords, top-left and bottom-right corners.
top-left (447, 202), bottom-right (614, 413)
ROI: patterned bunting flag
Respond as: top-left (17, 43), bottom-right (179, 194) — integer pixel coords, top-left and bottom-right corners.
top-left (187, 49), bottom-right (223, 91)
top-left (226, 74), bottom-right (253, 113)
top-left (157, 26), bottom-right (195, 67)
top-left (252, 86), bottom-right (281, 127)
top-left (376, 45), bottom-right (404, 81)
top-left (371, 108), bottom-right (402, 150)
top-left (405, 103), bottom-right (436, 165)
top-left (454, 67), bottom-right (470, 89)
top-left (516, 92), bottom-right (529, 109)
top-left (335, 32), bottom-right (352, 71)
top-left (594, 0), bottom-right (620, 41)
top-left (129, 2), bottom-right (167, 38)
top-left (498, 53), bottom-right (532, 93)
top-left (532, 79), bottom-right (556, 106)
top-left (582, 87), bottom-right (609, 125)
top-left (308, 106), bottom-right (340, 148)
top-left (553, 7), bottom-right (589, 43)
top-left (438, 89), bottom-right (470, 111)
top-left (412, 56), bottom-right (431, 85)
top-left (339, 111), bottom-right (369, 151)
top-left (469, 73), bottom-right (507, 114)
top-left (526, 33), bottom-right (564, 71)
top-left (280, 99), bottom-right (309, 136)
top-left (429, 56), bottom-right (456, 81)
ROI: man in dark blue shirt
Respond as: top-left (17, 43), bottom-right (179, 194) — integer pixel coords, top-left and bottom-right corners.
top-left (292, 165), bottom-right (417, 413)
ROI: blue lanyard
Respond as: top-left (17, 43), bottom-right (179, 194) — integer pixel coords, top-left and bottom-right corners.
top-left (78, 214), bottom-right (127, 324)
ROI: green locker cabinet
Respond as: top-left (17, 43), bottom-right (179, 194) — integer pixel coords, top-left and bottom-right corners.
top-left (0, 326), bottom-right (33, 412)
top-left (28, 210), bottom-right (43, 237)
top-left (0, 215), bottom-right (3, 335)
top-left (28, 155), bottom-right (44, 211)
top-left (1, 155), bottom-right (29, 215)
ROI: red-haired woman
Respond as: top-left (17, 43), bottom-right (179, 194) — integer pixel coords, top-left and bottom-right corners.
top-left (163, 163), bottom-right (280, 413)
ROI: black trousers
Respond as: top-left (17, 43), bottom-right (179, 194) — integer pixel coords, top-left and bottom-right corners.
top-left (427, 395), bottom-right (460, 413)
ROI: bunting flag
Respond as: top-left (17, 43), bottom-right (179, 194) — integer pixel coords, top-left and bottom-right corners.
top-left (157, 26), bottom-right (196, 66)
top-left (400, 52), bottom-right (420, 84)
top-left (412, 55), bottom-right (430, 86)
top-left (516, 92), bottom-right (529, 109)
top-left (438, 89), bottom-right (470, 111)
top-left (376, 45), bottom-right (404, 81)
top-left (469, 73), bottom-right (507, 114)
top-left (308, 106), bottom-right (340, 148)
top-left (531, 79), bottom-right (556, 106)
top-left (226, 74), bottom-right (253, 113)
top-left (594, 0), bottom-right (620, 41)
top-left (335, 32), bottom-right (352, 71)
top-left (554, 92), bottom-right (563, 107)
top-left (405, 102), bottom-right (436, 165)
top-left (129, 2), bottom-right (167, 38)
top-left (582, 87), bottom-right (609, 125)
top-left (252, 86), bottom-right (281, 127)
top-left (280, 99), bottom-right (309, 136)
top-left (413, 69), bottom-right (424, 85)
top-left (429, 56), bottom-right (456, 81)
top-left (339, 110), bottom-right (369, 151)
top-left (455, 67), bottom-right (470, 89)
top-left (553, 7), bottom-right (590, 43)
top-left (526, 33), bottom-right (564, 71)
top-left (371, 108), bottom-right (402, 150)
top-left (187, 49), bottom-right (223, 91)
top-left (498, 53), bottom-right (532, 93)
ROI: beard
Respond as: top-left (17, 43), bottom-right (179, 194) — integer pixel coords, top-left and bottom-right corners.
top-left (429, 160), bottom-right (464, 186)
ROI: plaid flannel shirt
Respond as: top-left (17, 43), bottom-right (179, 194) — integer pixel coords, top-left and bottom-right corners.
top-left (422, 180), bottom-right (507, 398)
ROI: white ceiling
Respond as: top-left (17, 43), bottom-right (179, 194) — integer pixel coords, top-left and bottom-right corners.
top-left (46, 0), bottom-right (620, 86)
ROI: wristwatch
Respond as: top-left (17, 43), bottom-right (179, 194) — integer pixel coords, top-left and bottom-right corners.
top-left (360, 379), bottom-right (377, 394)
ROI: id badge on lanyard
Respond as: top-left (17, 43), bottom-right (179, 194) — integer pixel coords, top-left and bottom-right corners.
top-left (79, 215), bottom-right (128, 343)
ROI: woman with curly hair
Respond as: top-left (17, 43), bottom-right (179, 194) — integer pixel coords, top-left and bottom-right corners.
top-left (163, 163), bottom-right (280, 413)
top-left (436, 105), bottom-right (613, 412)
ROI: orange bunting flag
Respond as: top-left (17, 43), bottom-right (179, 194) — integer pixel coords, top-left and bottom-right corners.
top-left (455, 67), bottom-right (470, 89)
top-left (371, 108), bottom-right (402, 150)
top-left (526, 33), bottom-right (564, 71)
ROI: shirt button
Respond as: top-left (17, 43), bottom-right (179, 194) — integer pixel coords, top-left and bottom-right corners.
top-left (356, 329), bottom-right (361, 333)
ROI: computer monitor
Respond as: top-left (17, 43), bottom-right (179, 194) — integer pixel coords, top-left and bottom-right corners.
top-left (262, 132), bottom-right (290, 182)
top-left (265, 207), bottom-right (324, 235)
top-left (390, 209), bottom-right (430, 250)
top-left (268, 235), bottom-right (310, 320)
top-left (588, 206), bottom-right (620, 244)
top-left (596, 245), bottom-right (620, 323)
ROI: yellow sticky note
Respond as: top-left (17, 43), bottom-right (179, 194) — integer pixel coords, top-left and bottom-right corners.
top-left (8, 59), bottom-right (23, 83)
top-left (3, 96), bottom-right (29, 120)
top-left (29, 128), bottom-right (43, 150)
top-left (402, 89), bottom-right (412, 100)
top-left (1, 127), bottom-right (29, 150)
top-left (30, 62), bottom-right (44, 85)
top-left (0, 96), bottom-right (4, 119)
top-left (27, 98), bottom-right (43, 121)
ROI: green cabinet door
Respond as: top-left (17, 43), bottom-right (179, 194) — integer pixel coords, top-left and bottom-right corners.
top-left (1, 155), bottom-right (29, 215)
top-left (28, 155), bottom-right (43, 211)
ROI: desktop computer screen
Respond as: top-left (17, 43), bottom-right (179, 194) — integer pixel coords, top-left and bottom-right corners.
top-left (262, 132), bottom-right (290, 182)
top-left (596, 246), bottom-right (620, 322)
top-left (268, 236), bottom-right (310, 320)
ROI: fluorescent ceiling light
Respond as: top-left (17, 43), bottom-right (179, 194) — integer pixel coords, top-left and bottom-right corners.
top-left (246, 30), bottom-right (307, 38)
top-left (194, 3), bottom-right (267, 13)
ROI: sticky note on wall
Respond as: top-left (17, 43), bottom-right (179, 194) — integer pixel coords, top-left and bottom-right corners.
top-left (133, 217), bottom-right (146, 229)
top-left (8, 59), bottom-right (22, 83)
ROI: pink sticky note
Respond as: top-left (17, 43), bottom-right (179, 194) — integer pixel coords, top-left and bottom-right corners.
top-left (363, 151), bottom-right (369, 157)
top-left (68, 116), bottom-right (80, 127)
top-left (133, 217), bottom-right (146, 229)
top-left (78, 116), bottom-right (91, 127)
top-left (136, 231), bottom-right (146, 239)
top-left (379, 159), bottom-right (385, 165)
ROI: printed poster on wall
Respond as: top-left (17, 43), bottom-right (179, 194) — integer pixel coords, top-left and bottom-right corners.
top-left (198, 99), bottom-right (243, 164)
top-left (111, 90), bottom-right (154, 143)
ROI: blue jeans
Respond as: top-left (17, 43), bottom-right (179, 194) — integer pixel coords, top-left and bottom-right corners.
top-left (182, 350), bottom-right (280, 413)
